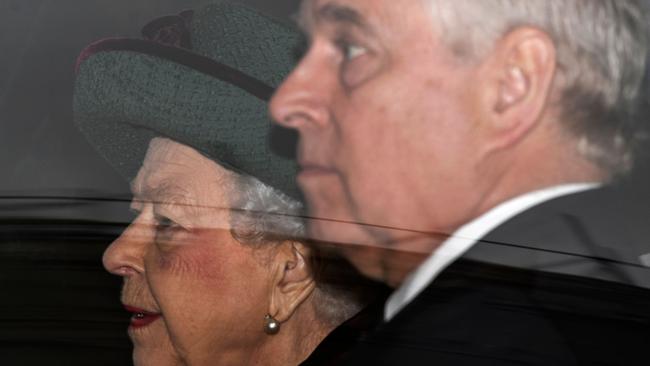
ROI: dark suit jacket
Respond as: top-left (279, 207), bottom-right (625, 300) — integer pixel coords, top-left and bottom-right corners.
top-left (340, 186), bottom-right (650, 365)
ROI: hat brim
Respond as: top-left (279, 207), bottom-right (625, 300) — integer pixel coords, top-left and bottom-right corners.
top-left (74, 39), bottom-right (301, 200)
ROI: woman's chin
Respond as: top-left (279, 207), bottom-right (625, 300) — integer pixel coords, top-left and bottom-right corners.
top-left (129, 318), bottom-right (184, 366)
top-left (133, 346), bottom-right (185, 366)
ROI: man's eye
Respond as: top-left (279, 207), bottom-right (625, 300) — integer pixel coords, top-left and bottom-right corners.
top-left (344, 44), bottom-right (367, 60)
top-left (335, 38), bottom-right (367, 61)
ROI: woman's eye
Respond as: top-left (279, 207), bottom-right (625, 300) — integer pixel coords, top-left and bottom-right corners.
top-left (155, 215), bottom-right (178, 232)
top-left (128, 207), bottom-right (141, 220)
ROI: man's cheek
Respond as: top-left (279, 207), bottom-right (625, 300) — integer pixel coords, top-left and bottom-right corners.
top-left (306, 181), bottom-right (378, 247)
top-left (302, 175), bottom-right (344, 216)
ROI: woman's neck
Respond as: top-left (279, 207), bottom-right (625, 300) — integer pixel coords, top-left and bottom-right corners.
top-left (249, 306), bottom-right (333, 366)
top-left (180, 302), bottom-right (335, 366)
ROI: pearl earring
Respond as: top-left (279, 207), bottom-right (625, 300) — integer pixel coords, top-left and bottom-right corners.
top-left (264, 314), bottom-right (280, 335)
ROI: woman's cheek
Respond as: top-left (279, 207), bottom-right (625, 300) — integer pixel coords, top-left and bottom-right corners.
top-left (151, 244), bottom-right (220, 280)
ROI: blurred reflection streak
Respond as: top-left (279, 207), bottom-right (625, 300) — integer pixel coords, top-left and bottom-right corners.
top-left (2, 196), bottom-right (648, 270)
top-left (0, 196), bottom-right (132, 223)
top-left (0, 195), bottom-right (131, 205)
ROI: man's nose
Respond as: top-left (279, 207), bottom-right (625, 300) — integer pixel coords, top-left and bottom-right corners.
top-left (103, 218), bottom-right (151, 277)
top-left (270, 51), bottom-right (333, 130)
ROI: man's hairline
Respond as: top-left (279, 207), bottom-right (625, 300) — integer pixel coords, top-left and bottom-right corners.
top-left (297, 0), bottom-right (378, 37)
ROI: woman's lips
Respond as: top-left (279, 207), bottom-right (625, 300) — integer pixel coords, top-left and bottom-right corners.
top-left (124, 305), bottom-right (161, 329)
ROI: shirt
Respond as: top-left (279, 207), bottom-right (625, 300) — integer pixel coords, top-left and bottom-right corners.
top-left (384, 183), bottom-right (600, 321)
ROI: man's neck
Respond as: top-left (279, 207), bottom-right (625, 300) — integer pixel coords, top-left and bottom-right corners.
top-left (383, 182), bottom-right (601, 320)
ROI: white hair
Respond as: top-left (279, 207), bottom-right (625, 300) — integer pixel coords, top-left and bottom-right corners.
top-left (228, 173), bottom-right (305, 245)
top-left (228, 173), bottom-right (372, 326)
top-left (427, 0), bottom-right (649, 175)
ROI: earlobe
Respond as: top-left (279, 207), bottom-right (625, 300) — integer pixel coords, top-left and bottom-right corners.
top-left (268, 241), bottom-right (316, 323)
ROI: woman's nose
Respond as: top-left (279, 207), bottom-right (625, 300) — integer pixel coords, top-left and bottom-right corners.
top-left (103, 219), bottom-right (151, 277)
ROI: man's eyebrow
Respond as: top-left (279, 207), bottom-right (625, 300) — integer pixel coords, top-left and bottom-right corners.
top-left (294, 0), bottom-right (314, 32)
top-left (313, 2), bottom-right (373, 33)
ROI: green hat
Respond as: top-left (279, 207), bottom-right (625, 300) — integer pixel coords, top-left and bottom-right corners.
top-left (73, 1), bottom-right (303, 200)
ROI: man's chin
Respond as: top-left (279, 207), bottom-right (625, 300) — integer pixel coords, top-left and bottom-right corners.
top-left (303, 212), bottom-right (385, 276)
top-left (336, 238), bottom-right (432, 287)
top-left (337, 244), bottom-right (388, 283)
top-left (305, 211), bottom-right (375, 244)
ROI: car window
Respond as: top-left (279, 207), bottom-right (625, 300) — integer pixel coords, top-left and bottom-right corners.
top-left (2, 1), bottom-right (649, 365)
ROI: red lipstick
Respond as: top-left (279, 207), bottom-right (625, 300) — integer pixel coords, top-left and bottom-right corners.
top-left (124, 305), bottom-right (161, 329)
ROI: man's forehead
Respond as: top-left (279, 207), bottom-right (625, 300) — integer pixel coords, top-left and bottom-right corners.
top-left (299, 0), bottom-right (377, 33)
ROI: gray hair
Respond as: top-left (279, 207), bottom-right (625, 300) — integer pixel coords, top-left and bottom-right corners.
top-left (228, 173), bottom-right (305, 245)
top-left (228, 173), bottom-right (370, 326)
top-left (428, 0), bottom-right (649, 175)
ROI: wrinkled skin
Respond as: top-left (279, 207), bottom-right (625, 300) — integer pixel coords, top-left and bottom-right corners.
top-left (271, 0), bottom-right (486, 284)
top-left (103, 138), bottom-right (280, 366)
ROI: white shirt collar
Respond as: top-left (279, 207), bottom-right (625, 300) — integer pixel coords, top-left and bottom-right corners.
top-left (384, 183), bottom-right (600, 321)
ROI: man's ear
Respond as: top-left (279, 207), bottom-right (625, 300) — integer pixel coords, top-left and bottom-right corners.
top-left (268, 241), bottom-right (316, 323)
top-left (479, 26), bottom-right (557, 151)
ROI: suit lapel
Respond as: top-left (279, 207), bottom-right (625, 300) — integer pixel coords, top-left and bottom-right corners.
top-left (463, 187), bottom-right (650, 288)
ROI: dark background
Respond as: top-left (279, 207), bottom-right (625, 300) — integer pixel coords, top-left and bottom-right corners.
top-left (0, 0), bottom-right (299, 201)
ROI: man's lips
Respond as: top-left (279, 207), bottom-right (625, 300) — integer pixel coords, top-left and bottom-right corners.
top-left (124, 305), bottom-right (161, 329)
top-left (298, 163), bottom-right (336, 177)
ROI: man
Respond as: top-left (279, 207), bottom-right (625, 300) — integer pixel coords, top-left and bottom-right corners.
top-left (271, 0), bottom-right (650, 364)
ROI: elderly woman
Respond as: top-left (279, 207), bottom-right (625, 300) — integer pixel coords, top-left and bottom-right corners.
top-left (73, 2), bottom-right (382, 365)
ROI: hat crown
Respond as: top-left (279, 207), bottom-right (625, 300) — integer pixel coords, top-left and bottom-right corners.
top-left (189, 2), bottom-right (301, 88)
top-left (74, 1), bottom-right (305, 201)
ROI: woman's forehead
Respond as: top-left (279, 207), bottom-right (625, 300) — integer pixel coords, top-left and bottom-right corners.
top-left (133, 137), bottom-right (233, 202)
top-left (145, 137), bottom-right (206, 166)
